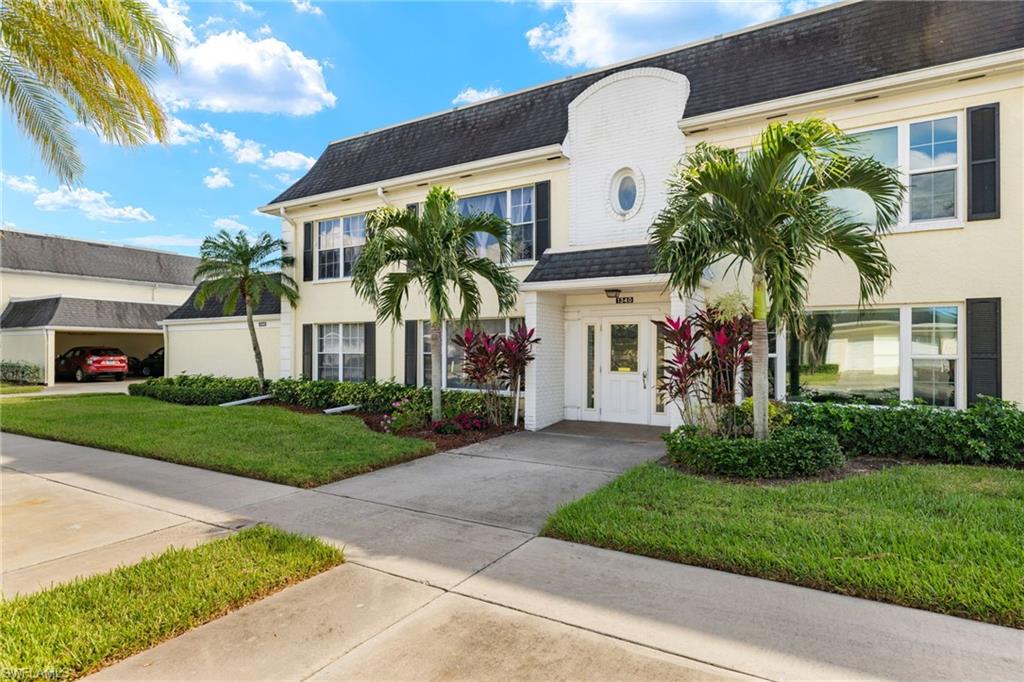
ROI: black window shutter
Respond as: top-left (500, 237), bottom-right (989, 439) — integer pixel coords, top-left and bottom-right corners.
top-left (534, 181), bottom-right (550, 257)
top-left (967, 104), bottom-right (999, 221)
top-left (363, 322), bottom-right (376, 381)
top-left (302, 221), bottom-right (314, 281)
top-left (966, 298), bottom-right (1001, 404)
top-left (301, 324), bottom-right (313, 379)
top-left (404, 320), bottom-right (417, 386)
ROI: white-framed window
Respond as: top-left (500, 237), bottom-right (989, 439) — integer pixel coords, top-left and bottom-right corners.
top-left (789, 304), bottom-right (963, 408)
top-left (316, 213), bottom-right (365, 280)
top-left (458, 186), bottom-right (535, 263)
top-left (419, 317), bottom-right (525, 389)
top-left (828, 113), bottom-right (964, 231)
top-left (316, 323), bottom-right (365, 381)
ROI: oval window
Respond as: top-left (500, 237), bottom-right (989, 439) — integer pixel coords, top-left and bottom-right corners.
top-left (616, 174), bottom-right (637, 213)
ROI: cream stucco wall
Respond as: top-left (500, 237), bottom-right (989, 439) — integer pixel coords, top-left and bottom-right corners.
top-left (0, 329), bottom-right (50, 380)
top-left (279, 156), bottom-right (569, 381)
top-left (164, 317), bottom-right (280, 379)
top-left (694, 67), bottom-right (1023, 402)
top-left (0, 270), bottom-right (193, 311)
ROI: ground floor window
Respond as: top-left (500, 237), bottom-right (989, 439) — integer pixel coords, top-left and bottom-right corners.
top-left (419, 317), bottom-right (525, 389)
top-left (316, 323), bottom-right (365, 382)
top-left (787, 304), bottom-right (961, 407)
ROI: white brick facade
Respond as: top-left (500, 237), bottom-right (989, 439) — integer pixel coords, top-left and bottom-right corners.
top-left (564, 68), bottom-right (689, 248)
top-left (524, 290), bottom-right (566, 431)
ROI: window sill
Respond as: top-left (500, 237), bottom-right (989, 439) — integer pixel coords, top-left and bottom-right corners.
top-left (890, 220), bottom-right (965, 235)
top-left (311, 276), bottom-right (354, 285)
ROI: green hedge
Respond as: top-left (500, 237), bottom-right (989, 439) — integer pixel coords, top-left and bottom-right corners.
top-left (789, 397), bottom-right (1024, 465)
top-left (665, 425), bottom-right (843, 479)
top-left (131, 375), bottom-right (512, 419)
top-left (1, 361), bottom-right (43, 385)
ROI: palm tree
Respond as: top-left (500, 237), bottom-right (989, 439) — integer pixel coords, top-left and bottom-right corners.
top-left (353, 185), bottom-right (519, 420)
top-left (651, 118), bottom-right (904, 439)
top-left (194, 230), bottom-right (299, 391)
top-left (1, 0), bottom-right (177, 184)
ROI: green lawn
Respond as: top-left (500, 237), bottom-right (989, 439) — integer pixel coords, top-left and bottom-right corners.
top-left (543, 463), bottom-right (1024, 628)
top-left (1, 394), bottom-right (434, 487)
top-left (0, 525), bottom-right (342, 679)
top-left (0, 382), bottom-right (44, 395)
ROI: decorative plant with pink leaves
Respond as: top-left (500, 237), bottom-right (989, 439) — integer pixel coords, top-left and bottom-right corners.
top-left (500, 324), bottom-right (540, 427)
top-left (451, 324), bottom-right (540, 427)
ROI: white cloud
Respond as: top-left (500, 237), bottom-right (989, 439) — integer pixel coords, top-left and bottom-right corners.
top-left (275, 173), bottom-right (297, 186)
top-left (263, 150), bottom-right (315, 171)
top-left (526, 1), bottom-right (821, 68)
top-left (257, 23), bottom-right (272, 35)
top-left (0, 172), bottom-right (40, 193)
top-left (452, 86), bottom-right (503, 105)
top-left (217, 130), bottom-right (265, 164)
top-left (291, 0), bottom-right (323, 16)
top-left (233, 0), bottom-right (254, 13)
top-left (124, 234), bottom-right (203, 247)
top-left (203, 167), bottom-right (233, 189)
top-left (34, 186), bottom-right (155, 222)
top-left (213, 217), bottom-right (249, 232)
top-left (148, 1), bottom-right (335, 116)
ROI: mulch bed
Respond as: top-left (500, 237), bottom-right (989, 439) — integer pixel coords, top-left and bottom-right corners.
top-left (665, 455), bottom-right (934, 486)
top-left (256, 401), bottom-right (517, 452)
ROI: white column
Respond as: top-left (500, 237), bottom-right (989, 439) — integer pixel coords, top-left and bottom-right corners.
top-left (279, 217), bottom-right (295, 378)
top-left (524, 290), bottom-right (565, 431)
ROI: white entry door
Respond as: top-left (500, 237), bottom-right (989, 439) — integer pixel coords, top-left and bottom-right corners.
top-left (600, 318), bottom-right (650, 424)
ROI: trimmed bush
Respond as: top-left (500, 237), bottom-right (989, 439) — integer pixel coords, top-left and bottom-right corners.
top-left (789, 397), bottom-right (1024, 465)
top-left (135, 375), bottom-right (514, 421)
top-left (665, 425), bottom-right (844, 479)
top-left (1, 361), bottom-right (43, 385)
top-left (128, 375), bottom-right (262, 405)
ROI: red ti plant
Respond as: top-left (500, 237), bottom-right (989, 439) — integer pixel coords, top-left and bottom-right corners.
top-left (500, 324), bottom-right (540, 427)
top-left (656, 307), bottom-right (752, 431)
top-left (451, 327), bottom-right (506, 425)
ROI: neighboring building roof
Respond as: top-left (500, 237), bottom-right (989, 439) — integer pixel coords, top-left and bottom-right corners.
top-left (166, 282), bottom-right (282, 320)
top-left (524, 245), bottom-right (659, 283)
top-left (0, 230), bottom-right (199, 286)
top-left (270, 1), bottom-right (1024, 205)
top-left (0, 296), bottom-right (178, 330)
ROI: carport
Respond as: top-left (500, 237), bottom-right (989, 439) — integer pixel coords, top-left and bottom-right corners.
top-left (0, 296), bottom-right (178, 385)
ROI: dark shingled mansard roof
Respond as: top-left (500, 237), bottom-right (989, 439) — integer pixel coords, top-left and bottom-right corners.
top-left (166, 281), bottom-right (282, 320)
top-left (270, 1), bottom-right (1024, 205)
top-left (524, 245), bottom-right (660, 283)
top-left (0, 230), bottom-right (199, 285)
top-left (0, 297), bottom-right (178, 330)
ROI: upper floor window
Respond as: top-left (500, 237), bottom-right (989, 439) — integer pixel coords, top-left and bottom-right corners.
top-left (827, 114), bottom-right (963, 230)
top-left (458, 186), bottom-right (535, 263)
top-left (317, 214), bottom-right (365, 280)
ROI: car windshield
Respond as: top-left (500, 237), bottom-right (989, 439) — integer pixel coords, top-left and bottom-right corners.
top-left (90, 349), bottom-right (123, 356)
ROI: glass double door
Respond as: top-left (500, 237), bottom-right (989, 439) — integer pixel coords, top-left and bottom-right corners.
top-left (588, 316), bottom-right (661, 425)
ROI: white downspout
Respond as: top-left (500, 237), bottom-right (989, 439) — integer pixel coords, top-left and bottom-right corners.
top-left (376, 186), bottom-right (392, 206)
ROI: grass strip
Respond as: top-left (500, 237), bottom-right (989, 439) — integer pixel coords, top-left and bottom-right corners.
top-left (0, 525), bottom-right (343, 679)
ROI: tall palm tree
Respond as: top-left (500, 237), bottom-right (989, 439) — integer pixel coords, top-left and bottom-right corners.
top-left (194, 230), bottom-right (299, 390)
top-left (651, 118), bottom-right (904, 439)
top-left (1, 0), bottom-right (177, 184)
top-left (353, 185), bottom-right (519, 420)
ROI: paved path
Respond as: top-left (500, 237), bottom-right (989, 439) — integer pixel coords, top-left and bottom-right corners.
top-left (0, 379), bottom-right (139, 400)
top-left (3, 431), bottom-right (1022, 681)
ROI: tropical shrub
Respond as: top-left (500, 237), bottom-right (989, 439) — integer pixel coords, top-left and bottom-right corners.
top-left (1, 361), bottom-right (43, 385)
top-left (719, 398), bottom-right (793, 435)
top-left (454, 412), bottom-right (490, 431)
top-left (431, 419), bottom-right (463, 435)
top-left (384, 397), bottom-right (428, 433)
top-left (450, 324), bottom-right (540, 426)
top-left (789, 397), bottom-right (1024, 465)
top-left (665, 425), bottom-right (843, 479)
top-left (128, 375), bottom-right (262, 405)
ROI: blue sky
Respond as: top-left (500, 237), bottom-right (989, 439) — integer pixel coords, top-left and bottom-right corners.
top-left (1, 0), bottom-right (830, 254)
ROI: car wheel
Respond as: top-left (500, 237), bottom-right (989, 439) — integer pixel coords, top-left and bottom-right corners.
top-left (142, 366), bottom-right (151, 377)
top-left (75, 368), bottom-right (86, 383)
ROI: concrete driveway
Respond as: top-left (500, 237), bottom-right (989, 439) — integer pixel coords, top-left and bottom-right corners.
top-left (5, 427), bottom-right (1021, 681)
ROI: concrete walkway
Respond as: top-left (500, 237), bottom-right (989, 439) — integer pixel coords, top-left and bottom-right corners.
top-left (0, 378), bottom-right (140, 400)
top-left (3, 430), bottom-right (1022, 681)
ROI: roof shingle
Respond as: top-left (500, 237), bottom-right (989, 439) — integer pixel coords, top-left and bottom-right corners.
top-left (524, 245), bottom-right (659, 283)
top-left (166, 282), bottom-right (282, 320)
top-left (270, 1), bottom-right (1024, 205)
top-left (0, 297), bottom-right (178, 330)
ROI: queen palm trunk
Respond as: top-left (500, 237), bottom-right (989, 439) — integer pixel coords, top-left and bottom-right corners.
top-left (244, 294), bottom-right (266, 391)
top-left (430, 322), bottom-right (444, 421)
top-left (750, 272), bottom-right (770, 440)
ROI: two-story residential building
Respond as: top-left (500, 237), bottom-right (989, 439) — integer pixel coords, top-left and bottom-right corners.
top-left (226, 0), bottom-right (1021, 430)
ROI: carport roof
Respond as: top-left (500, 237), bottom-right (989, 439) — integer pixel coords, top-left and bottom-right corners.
top-left (0, 296), bottom-right (178, 330)
top-left (166, 281), bottom-right (282, 320)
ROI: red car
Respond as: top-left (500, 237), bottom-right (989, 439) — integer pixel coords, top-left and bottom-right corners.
top-left (56, 347), bottom-right (129, 382)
